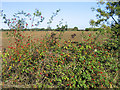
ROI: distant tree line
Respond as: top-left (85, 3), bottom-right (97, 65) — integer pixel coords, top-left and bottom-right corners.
top-left (0, 27), bottom-right (86, 31)
top-left (85, 28), bottom-right (103, 31)
top-left (1, 27), bottom-right (106, 31)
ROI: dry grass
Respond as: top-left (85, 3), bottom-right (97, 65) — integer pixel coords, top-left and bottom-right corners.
top-left (1, 31), bottom-right (111, 49)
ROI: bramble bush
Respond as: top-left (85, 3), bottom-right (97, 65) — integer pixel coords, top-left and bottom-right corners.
top-left (2, 31), bottom-right (119, 88)
top-left (1, 8), bottom-right (119, 88)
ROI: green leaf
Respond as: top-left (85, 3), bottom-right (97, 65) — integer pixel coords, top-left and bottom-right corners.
top-left (50, 82), bottom-right (52, 85)
top-left (58, 79), bottom-right (61, 82)
top-left (77, 84), bottom-right (80, 87)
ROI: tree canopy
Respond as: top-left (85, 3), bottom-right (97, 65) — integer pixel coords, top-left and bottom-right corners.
top-left (90, 0), bottom-right (120, 38)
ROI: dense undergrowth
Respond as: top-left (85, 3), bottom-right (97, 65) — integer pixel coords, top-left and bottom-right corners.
top-left (1, 30), bottom-right (119, 88)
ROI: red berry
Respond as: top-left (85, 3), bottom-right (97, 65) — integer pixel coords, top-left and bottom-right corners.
top-left (100, 72), bottom-right (103, 74)
top-left (89, 34), bottom-right (91, 37)
top-left (67, 84), bottom-right (69, 86)
top-left (61, 54), bottom-right (63, 56)
top-left (21, 46), bottom-right (24, 48)
top-left (27, 43), bottom-right (30, 45)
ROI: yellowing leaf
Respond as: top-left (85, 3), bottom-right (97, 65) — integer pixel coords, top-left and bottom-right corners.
top-left (44, 70), bottom-right (46, 73)
top-left (110, 84), bottom-right (112, 88)
top-left (8, 66), bottom-right (12, 70)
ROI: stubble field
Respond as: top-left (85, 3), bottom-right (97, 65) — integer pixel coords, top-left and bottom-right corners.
top-left (1, 31), bottom-right (110, 49)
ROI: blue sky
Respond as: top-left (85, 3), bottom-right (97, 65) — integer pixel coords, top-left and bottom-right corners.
top-left (1, 2), bottom-right (99, 29)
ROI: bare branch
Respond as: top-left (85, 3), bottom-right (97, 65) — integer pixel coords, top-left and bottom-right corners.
top-left (111, 16), bottom-right (118, 24)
